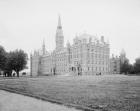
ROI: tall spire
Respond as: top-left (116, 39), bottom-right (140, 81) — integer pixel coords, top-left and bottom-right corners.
top-left (42, 38), bottom-right (45, 55)
top-left (55, 15), bottom-right (64, 50)
top-left (58, 14), bottom-right (62, 29)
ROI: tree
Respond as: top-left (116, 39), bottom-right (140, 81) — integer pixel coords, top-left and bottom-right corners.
top-left (0, 46), bottom-right (7, 71)
top-left (129, 64), bottom-right (135, 74)
top-left (7, 50), bottom-right (28, 77)
top-left (134, 57), bottom-right (140, 74)
top-left (4, 53), bottom-right (14, 77)
top-left (120, 59), bottom-right (131, 74)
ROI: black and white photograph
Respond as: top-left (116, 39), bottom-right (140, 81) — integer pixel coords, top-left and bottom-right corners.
top-left (0, 0), bottom-right (140, 111)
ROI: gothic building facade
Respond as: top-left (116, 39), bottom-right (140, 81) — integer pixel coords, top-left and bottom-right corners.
top-left (30, 16), bottom-right (110, 76)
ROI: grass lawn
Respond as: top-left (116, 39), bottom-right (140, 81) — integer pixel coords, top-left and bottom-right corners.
top-left (0, 75), bottom-right (140, 111)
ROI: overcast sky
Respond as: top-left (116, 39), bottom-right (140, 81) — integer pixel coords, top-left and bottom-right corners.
top-left (0, 0), bottom-right (140, 64)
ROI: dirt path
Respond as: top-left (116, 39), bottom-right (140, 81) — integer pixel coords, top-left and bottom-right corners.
top-left (0, 90), bottom-right (81, 111)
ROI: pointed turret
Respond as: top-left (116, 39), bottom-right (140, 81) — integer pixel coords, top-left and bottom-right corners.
top-left (67, 40), bottom-right (70, 48)
top-left (120, 49), bottom-right (126, 56)
top-left (120, 49), bottom-right (126, 64)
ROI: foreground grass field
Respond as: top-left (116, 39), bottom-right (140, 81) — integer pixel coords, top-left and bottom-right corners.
top-left (0, 75), bottom-right (140, 111)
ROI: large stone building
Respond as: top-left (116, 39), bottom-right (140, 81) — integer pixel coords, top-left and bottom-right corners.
top-left (30, 16), bottom-right (110, 76)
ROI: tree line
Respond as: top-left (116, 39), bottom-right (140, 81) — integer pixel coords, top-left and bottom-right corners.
top-left (120, 57), bottom-right (140, 75)
top-left (0, 45), bottom-right (28, 77)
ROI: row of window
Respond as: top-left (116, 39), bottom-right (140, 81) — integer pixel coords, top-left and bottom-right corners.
top-left (41, 66), bottom-right (67, 73)
top-left (71, 48), bottom-right (109, 54)
top-left (87, 60), bottom-right (108, 65)
top-left (87, 67), bottom-right (108, 71)
top-left (56, 58), bottom-right (66, 62)
top-left (71, 52), bottom-right (109, 59)
top-left (56, 63), bottom-right (67, 66)
top-left (55, 53), bottom-right (66, 58)
top-left (55, 69), bottom-right (66, 72)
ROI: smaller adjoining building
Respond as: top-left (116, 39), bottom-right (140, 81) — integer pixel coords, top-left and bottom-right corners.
top-left (110, 50), bottom-right (127, 74)
top-left (110, 55), bottom-right (120, 74)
